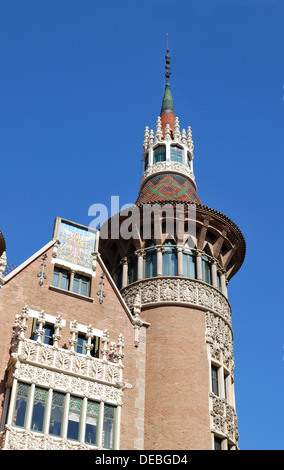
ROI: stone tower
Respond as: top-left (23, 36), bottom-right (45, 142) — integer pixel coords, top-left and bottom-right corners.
top-left (100, 49), bottom-right (246, 450)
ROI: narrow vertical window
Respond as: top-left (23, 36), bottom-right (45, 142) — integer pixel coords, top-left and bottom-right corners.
top-left (214, 436), bottom-right (222, 450)
top-left (217, 271), bottom-right (222, 291)
top-left (143, 153), bottom-right (149, 171)
top-left (102, 405), bottom-right (116, 449)
top-left (163, 240), bottom-right (177, 276)
top-left (49, 391), bottom-right (65, 437)
top-left (73, 274), bottom-right (90, 296)
top-left (144, 243), bottom-right (157, 279)
top-left (211, 365), bottom-right (219, 396)
top-left (202, 255), bottom-right (212, 285)
top-left (52, 267), bottom-right (70, 291)
top-left (128, 255), bottom-right (138, 284)
top-left (85, 400), bottom-right (100, 446)
top-left (182, 251), bottom-right (196, 279)
top-left (31, 320), bottom-right (55, 345)
top-left (12, 382), bottom-right (30, 428)
top-left (187, 154), bottom-right (192, 170)
top-left (31, 387), bottom-right (48, 433)
top-left (76, 334), bottom-right (87, 355)
top-left (67, 396), bottom-right (82, 441)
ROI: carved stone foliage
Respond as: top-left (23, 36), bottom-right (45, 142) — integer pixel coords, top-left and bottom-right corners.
top-left (1, 426), bottom-right (94, 451)
top-left (141, 160), bottom-right (195, 183)
top-left (210, 394), bottom-right (239, 445)
top-left (122, 277), bottom-right (231, 326)
top-left (12, 362), bottom-right (122, 405)
top-left (205, 311), bottom-right (234, 373)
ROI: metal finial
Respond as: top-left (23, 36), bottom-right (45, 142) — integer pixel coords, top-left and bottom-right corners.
top-left (165, 34), bottom-right (171, 84)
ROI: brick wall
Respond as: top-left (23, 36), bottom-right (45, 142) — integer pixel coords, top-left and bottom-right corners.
top-left (141, 304), bottom-right (212, 450)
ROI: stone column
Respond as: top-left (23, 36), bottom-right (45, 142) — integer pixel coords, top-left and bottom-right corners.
top-left (136, 250), bottom-right (145, 281)
top-left (121, 257), bottom-right (128, 288)
top-left (211, 258), bottom-right (218, 288)
top-left (69, 270), bottom-right (75, 292)
top-left (177, 245), bottom-right (184, 276)
top-left (196, 250), bottom-right (203, 281)
top-left (156, 246), bottom-right (163, 276)
top-left (220, 270), bottom-right (228, 298)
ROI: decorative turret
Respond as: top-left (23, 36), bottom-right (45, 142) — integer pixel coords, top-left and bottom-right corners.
top-left (137, 49), bottom-right (200, 206)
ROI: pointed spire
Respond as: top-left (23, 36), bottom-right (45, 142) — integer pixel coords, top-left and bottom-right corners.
top-left (160, 43), bottom-right (176, 138)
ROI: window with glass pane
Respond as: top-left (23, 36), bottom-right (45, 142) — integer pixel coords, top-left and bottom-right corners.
top-left (144, 153), bottom-right (149, 171)
top-left (102, 405), bottom-right (116, 449)
top-left (187, 155), bottom-right (192, 170)
top-left (211, 366), bottom-right (219, 396)
top-left (217, 271), bottom-right (222, 291)
top-left (144, 248), bottom-right (157, 279)
top-left (73, 273), bottom-right (90, 296)
top-left (128, 255), bottom-right (138, 284)
top-left (116, 265), bottom-right (122, 290)
top-left (31, 320), bottom-right (54, 345)
top-left (75, 334), bottom-right (99, 358)
top-left (163, 240), bottom-right (177, 276)
top-left (52, 267), bottom-right (70, 291)
top-left (183, 252), bottom-right (196, 279)
top-left (170, 146), bottom-right (183, 163)
top-left (85, 401), bottom-right (100, 446)
top-left (31, 387), bottom-right (48, 433)
top-left (49, 392), bottom-right (65, 437)
top-left (67, 396), bottom-right (82, 441)
top-left (202, 255), bottom-right (212, 285)
top-left (76, 334), bottom-right (87, 355)
top-left (12, 382), bottom-right (30, 428)
top-left (214, 436), bottom-right (222, 450)
top-left (153, 145), bottom-right (166, 164)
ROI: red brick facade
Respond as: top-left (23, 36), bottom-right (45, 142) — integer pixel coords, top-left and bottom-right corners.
top-left (142, 305), bottom-right (212, 450)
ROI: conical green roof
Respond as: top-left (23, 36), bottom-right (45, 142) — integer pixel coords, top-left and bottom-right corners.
top-left (160, 83), bottom-right (175, 115)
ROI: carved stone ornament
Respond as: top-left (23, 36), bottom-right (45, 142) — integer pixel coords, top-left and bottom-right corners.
top-left (141, 160), bottom-right (194, 183)
top-left (121, 277), bottom-right (231, 326)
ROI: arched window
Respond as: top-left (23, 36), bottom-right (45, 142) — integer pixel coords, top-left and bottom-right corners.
top-left (162, 239), bottom-right (177, 276)
top-left (187, 154), bottom-right (192, 170)
top-left (182, 242), bottom-right (196, 279)
top-left (170, 145), bottom-right (183, 163)
top-left (202, 255), bottom-right (212, 284)
top-left (153, 145), bottom-right (166, 164)
top-left (144, 242), bottom-right (157, 279)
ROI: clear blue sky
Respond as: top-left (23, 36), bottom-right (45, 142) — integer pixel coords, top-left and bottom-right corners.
top-left (1, 0), bottom-right (283, 450)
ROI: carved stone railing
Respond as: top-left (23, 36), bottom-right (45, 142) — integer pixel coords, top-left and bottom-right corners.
top-left (141, 160), bottom-right (195, 184)
top-left (209, 393), bottom-right (239, 447)
top-left (7, 328), bottom-right (125, 405)
top-left (0, 426), bottom-right (95, 451)
top-left (121, 277), bottom-right (232, 326)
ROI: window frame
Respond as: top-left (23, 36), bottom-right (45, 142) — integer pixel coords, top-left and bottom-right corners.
top-left (52, 266), bottom-right (70, 291)
top-left (153, 145), bottom-right (166, 164)
top-left (170, 144), bottom-right (184, 163)
top-left (211, 365), bottom-right (220, 397)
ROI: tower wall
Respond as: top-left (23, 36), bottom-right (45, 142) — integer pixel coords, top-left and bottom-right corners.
top-left (141, 304), bottom-right (211, 450)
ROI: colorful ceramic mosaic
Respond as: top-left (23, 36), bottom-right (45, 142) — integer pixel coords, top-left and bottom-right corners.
top-left (136, 173), bottom-right (201, 205)
top-left (57, 221), bottom-right (97, 269)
